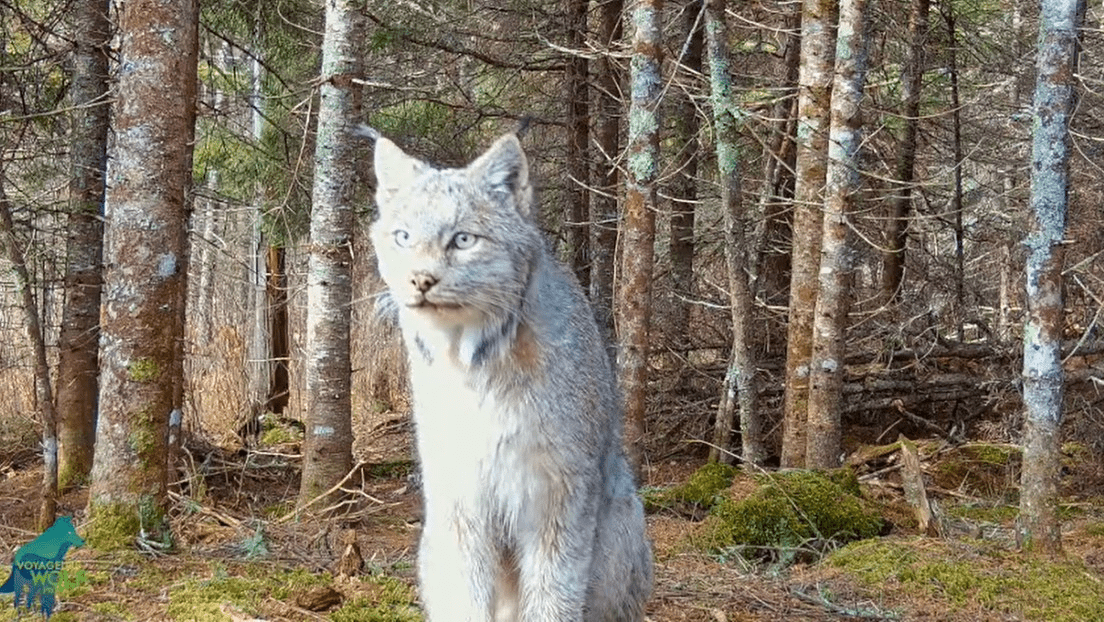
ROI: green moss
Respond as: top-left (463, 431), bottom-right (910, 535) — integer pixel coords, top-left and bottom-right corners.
top-left (84, 501), bottom-right (142, 550)
top-left (128, 422), bottom-right (156, 457)
top-left (825, 467), bottom-right (863, 497)
top-left (365, 460), bottom-right (415, 479)
top-left (127, 358), bottom-right (160, 382)
top-left (264, 567), bottom-right (331, 600)
top-left (948, 503), bottom-right (1018, 524)
top-left (84, 496), bottom-right (169, 551)
top-left (1082, 520), bottom-right (1104, 538)
top-left (162, 564), bottom-right (417, 622)
top-left (57, 463), bottom-right (90, 491)
top-left (163, 563), bottom-right (335, 621)
top-left (932, 443), bottom-right (1022, 498)
top-left (695, 470), bottom-right (882, 554)
top-left (167, 565), bottom-right (263, 620)
top-left (1061, 441), bottom-right (1090, 469)
top-left (90, 601), bottom-right (136, 620)
top-left (260, 420), bottom-right (302, 446)
top-left (967, 443), bottom-right (1019, 465)
top-left (644, 462), bottom-right (737, 513)
top-left (828, 538), bottom-right (1104, 621)
top-left (330, 576), bottom-right (422, 622)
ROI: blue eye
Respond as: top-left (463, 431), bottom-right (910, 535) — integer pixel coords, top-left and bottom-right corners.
top-left (394, 230), bottom-right (411, 247)
top-left (451, 232), bottom-right (477, 250)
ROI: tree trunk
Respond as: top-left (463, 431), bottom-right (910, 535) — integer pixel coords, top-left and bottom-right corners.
top-left (703, 0), bottom-right (763, 467)
top-left (266, 245), bottom-right (290, 416)
top-left (779, 0), bottom-right (837, 468)
top-left (753, 5), bottom-right (800, 312)
top-left (668, 0), bottom-right (703, 348)
top-left (943, 5), bottom-right (965, 341)
top-left (881, 0), bottom-right (929, 303)
top-left (565, 0), bottom-right (591, 289)
top-left (299, 0), bottom-right (363, 507)
top-left (996, 0), bottom-right (1024, 345)
top-left (590, 0), bottom-right (624, 347)
top-left (806, 0), bottom-right (871, 469)
top-left (87, 0), bottom-right (198, 549)
top-left (0, 178), bottom-right (59, 529)
top-left (192, 183), bottom-right (220, 343)
top-left (1019, 0), bottom-right (1085, 555)
top-left (56, 0), bottom-right (110, 492)
top-left (247, 32), bottom-right (271, 431)
top-left (617, 0), bottom-right (663, 477)
top-left (248, 194), bottom-right (270, 416)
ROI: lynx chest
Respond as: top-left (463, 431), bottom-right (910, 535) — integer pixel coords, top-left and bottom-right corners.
top-left (408, 347), bottom-right (557, 522)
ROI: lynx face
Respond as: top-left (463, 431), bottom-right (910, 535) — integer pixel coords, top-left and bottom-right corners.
top-left (370, 134), bottom-right (541, 334)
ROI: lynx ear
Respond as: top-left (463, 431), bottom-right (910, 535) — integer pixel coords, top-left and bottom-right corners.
top-left (468, 134), bottom-right (532, 216)
top-left (374, 135), bottom-right (426, 206)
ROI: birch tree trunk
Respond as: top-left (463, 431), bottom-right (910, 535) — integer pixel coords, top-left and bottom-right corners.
top-left (617, 0), bottom-right (663, 477)
top-left (590, 0), bottom-right (624, 348)
top-left (0, 178), bottom-right (59, 529)
top-left (56, 0), bottom-right (110, 491)
top-left (87, 0), bottom-right (198, 549)
top-left (881, 0), bottom-right (929, 303)
top-left (780, 0), bottom-right (837, 468)
top-left (1019, 0), bottom-right (1085, 554)
top-left (806, 0), bottom-right (872, 469)
top-left (703, 0), bottom-right (763, 467)
top-left (298, 0), bottom-right (363, 506)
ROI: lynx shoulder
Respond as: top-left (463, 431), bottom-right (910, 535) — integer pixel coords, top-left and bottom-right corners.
top-left (368, 128), bottom-right (652, 622)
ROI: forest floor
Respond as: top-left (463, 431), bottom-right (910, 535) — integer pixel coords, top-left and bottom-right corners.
top-left (4, 426), bottom-right (1104, 621)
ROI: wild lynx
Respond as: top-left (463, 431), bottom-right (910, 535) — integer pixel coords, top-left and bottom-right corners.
top-left (368, 128), bottom-right (653, 622)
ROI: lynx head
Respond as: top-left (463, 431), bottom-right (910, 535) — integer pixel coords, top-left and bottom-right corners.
top-left (370, 131), bottom-right (543, 348)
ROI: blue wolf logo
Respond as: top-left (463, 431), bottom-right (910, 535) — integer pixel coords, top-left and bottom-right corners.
top-left (0, 516), bottom-right (85, 618)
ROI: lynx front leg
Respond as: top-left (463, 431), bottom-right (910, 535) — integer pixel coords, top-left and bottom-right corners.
top-left (418, 514), bottom-right (498, 622)
top-left (515, 507), bottom-right (597, 622)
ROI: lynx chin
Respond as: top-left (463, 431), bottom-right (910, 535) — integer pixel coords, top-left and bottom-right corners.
top-left (367, 127), bottom-right (653, 622)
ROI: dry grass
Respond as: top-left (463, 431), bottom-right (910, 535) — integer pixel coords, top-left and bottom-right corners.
top-left (0, 365), bottom-right (38, 466)
top-left (185, 324), bottom-right (253, 448)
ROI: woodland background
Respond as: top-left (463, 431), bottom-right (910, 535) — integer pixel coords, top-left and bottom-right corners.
top-left (0, 0), bottom-right (1102, 618)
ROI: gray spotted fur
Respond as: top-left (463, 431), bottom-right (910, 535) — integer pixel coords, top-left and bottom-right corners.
top-left (369, 129), bottom-right (653, 622)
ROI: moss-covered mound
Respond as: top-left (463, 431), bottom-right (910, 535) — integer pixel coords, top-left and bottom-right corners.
top-left (644, 462), bottom-right (738, 515)
top-left (825, 537), bottom-right (1104, 622)
top-left (931, 442), bottom-right (1022, 499)
top-left (695, 469), bottom-right (882, 554)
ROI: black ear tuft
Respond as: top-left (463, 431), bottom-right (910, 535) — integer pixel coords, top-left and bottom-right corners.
top-left (352, 124), bottom-right (380, 142)
top-left (514, 116), bottom-right (533, 139)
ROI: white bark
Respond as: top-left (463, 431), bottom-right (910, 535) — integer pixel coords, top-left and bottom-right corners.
top-left (806, 0), bottom-right (871, 468)
top-left (1019, 0), bottom-right (1085, 553)
top-left (299, 0), bottom-right (363, 503)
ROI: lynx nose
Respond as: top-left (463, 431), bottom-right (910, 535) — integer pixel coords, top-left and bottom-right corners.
top-left (411, 271), bottom-right (438, 293)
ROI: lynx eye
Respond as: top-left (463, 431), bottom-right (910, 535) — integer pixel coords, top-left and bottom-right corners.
top-left (450, 232), bottom-right (478, 250)
top-left (394, 229), bottom-right (412, 247)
